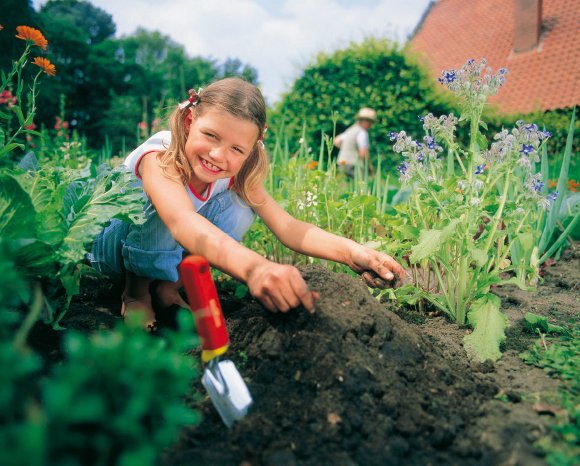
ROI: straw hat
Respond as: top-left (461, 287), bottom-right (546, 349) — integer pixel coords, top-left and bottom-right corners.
top-left (356, 107), bottom-right (377, 121)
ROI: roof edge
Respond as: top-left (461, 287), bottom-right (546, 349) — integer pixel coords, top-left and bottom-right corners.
top-left (408, 0), bottom-right (437, 42)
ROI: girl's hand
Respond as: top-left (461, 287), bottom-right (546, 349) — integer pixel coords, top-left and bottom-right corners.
top-left (346, 243), bottom-right (406, 288)
top-left (246, 261), bottom-right (320, 314)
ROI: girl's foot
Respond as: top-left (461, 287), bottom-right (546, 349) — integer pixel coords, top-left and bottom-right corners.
top-left (122, 271), bottom-right (157, 331)
top-left (121, 294), bottom-right (157, 332)
top-left (152, 280), bottom-right (190, 310)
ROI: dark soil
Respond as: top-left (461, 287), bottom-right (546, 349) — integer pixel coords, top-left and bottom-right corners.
top-left (45, 248), bottom-right (579, 466)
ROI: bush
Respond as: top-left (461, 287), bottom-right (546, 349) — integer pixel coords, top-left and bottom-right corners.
top-left (269, 37), bottom-right (455, 170)
top-left (0, 310), bottom-right (200, 466)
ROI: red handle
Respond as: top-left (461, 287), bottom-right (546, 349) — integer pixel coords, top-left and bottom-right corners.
top-left (179, 256), bottom-right (229, 361)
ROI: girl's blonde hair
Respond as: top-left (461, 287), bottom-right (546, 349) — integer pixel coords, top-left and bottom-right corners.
top-left (159, 77), bottom-right (269, 206)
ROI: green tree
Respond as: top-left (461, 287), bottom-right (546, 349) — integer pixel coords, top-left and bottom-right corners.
top-left (218, 57), bottom-right (258, 84)
top-left (270, 38), bottom-right (455, 171)
top-left (36, 0), bottom-right (119, 143)
top-left (0, 0), bottom-right (40, 72)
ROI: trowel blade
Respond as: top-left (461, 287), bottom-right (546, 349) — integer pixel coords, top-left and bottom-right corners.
top-left (202, 359), bottom-right (253, 428)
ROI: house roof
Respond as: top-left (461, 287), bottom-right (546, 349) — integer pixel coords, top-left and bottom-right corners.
top-left (409, 0), bottom-right (580, 115)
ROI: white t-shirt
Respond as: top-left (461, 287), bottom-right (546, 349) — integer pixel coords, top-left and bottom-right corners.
top-left (336, 124), bottom-right (369, 166)
top-left (124, 131), bottom-right (233, 211)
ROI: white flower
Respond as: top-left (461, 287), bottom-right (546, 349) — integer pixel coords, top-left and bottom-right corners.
top-left (470, 197), bottom-right (481, 206)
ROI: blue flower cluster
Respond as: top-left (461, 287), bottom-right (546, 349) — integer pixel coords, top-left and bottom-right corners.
top-left (437, 59), bottom-right (508, 100)
top-left (390, 130), bottom-right (444, 182)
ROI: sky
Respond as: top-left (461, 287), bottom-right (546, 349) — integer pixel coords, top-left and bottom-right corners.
top-left (33, 0), bottom-right (432, 104)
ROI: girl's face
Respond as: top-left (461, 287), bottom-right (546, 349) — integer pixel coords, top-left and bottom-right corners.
top-left (184, 108), bottom-right (259, 184)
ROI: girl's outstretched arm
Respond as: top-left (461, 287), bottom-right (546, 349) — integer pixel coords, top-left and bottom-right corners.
top-left (251, 186), bottom-right (405, 285)
top-left (140, 152), bottom-right (318, 313)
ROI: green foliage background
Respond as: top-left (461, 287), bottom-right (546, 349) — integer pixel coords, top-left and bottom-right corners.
top-left (268, 38), bottom-right (456, 170)
top-left (5, 0), bottom-right (259, 154)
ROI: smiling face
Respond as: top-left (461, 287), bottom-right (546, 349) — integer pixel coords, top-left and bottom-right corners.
top-left (184, 108), bottom-right (260, 191)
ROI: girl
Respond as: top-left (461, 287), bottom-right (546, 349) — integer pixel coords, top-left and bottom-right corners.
top-left (89, 78), bottom-right (404, 329)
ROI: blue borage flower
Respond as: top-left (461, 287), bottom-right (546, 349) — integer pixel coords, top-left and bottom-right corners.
top-left (438, 70), bottom-right (457, 85)
top-left (474, 164), bottom-right (486, 175)
top-left (420, 113), bottom-right (458, 143)
top-left (437, 59), bottom-right (508, 98)
top-left (519, 144), bottom-right (535, 156)
top-left (483, 120), bottom-right (551, 170)
top-left (398, 161), bottom-right (409, 175)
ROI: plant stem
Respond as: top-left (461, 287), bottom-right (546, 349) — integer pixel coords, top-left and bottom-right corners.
top-left (483, 168), bottom-right (512, 255)
top-left (416, 171), bottom-right (451, 220)
top-left (13, 282), bottom-right (44, 352)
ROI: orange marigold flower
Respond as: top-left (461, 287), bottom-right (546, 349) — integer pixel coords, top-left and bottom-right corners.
top-left (548, 179), bottom-right (558, 189)
top-left (32, 56), bottom-right (56, 76)
top-left (308, 161), bottom-right (318, 170)
top-left (568, 179), bottom-right (579, 192)
top-left (16, 26), bottom-right (48, 50)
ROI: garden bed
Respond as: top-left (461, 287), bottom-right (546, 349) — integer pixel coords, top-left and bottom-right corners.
top-left (47, 248), bottom-right (578, 466)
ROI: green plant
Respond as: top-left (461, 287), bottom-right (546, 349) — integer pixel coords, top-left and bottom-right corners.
top-left (245, 127), bottom-right (391, 272)
top-left (0, 25), bottom-right (52, 161)
top-left (0, 161), bottom-right (144, 328)
top-left (520, 319), bottom-right (580, 466)
top-left (0, 309), bottom-right (200, 466)
top-left (381, 59), bottom-right (571, 361)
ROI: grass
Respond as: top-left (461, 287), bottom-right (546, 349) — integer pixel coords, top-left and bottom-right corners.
top-left (520, 318), bottom-right (580, 466)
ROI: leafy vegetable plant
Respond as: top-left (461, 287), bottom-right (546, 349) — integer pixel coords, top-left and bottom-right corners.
top-left (383, 59), bottom-right (576, 361)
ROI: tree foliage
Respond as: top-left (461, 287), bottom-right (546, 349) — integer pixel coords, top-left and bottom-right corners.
top-left (4, 0), bottom-right (258, 154)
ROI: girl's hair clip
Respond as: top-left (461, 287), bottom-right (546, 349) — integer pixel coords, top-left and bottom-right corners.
top-left (178, 88), bottom-right (203, 110)
top-left (257, 124), bottom-right (268, 148)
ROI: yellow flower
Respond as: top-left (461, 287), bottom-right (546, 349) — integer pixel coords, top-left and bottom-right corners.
top-left (32, 57), bottom-right (56, 76)
top-left (16, 25), bottom-right (48, 50)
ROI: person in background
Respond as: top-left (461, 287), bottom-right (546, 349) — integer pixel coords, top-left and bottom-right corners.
top-left (334, 107), bottom-right (377, 178)
top-left (88, 80), bottom-right (403, 330)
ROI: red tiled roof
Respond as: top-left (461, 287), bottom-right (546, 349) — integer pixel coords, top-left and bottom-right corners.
top-left (409, 0), bottom-right (580, 114)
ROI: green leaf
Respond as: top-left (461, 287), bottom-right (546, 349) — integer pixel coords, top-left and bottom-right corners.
top-left (523, 312), bottom-right (564, 334)
top-left (60, 167), bottom-right (144, 265)
top-left (234, 284), bottom-right (249, 299)
top-left (0, 143), bottom-right (25, 158)
top-left (539, 108), bottom-right (575, 254)
top-left (0, 172), bottom-right (36, 239)
top-left (13, 168), bottom-right (68, 246)
top-left (409, 218), bottom-right (460, 263)
top-left (463, 294), bottom-right (507, 362)
top-left (468, 246), bottom-right (488, 267)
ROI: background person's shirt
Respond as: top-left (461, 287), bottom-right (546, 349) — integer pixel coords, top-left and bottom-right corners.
top-left (336, 123), bottom-right (369, 166)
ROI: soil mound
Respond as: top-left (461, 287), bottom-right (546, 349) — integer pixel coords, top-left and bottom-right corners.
top-left (166, 266), bottom-right (500, 466)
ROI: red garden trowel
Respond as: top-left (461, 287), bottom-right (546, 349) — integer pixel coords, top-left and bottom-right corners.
top-left (179, 255), bottom-right (253, 428)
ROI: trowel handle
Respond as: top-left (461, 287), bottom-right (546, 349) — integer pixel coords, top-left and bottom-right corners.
top-left (179, 256), bottom-right (229, 362)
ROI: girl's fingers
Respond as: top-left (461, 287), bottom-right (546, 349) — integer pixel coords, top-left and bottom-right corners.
top-left (289, 279), bottom-right (316, 314)
top-left (261, 295), bottom-right (277, 313)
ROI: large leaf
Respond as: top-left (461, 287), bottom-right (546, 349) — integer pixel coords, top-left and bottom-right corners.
top-left (13, 167), bottom-right (69, 246)
top-left (539, 108), bottom-right (575, 253)
top-left (0, 172), bottom-right (36, 239)
top-left (59, 166), bottom-right (144, 265)
top-left (409, 218), bottom-right (461, 263)
top-left (463, 294), bottom-right (507, 362)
